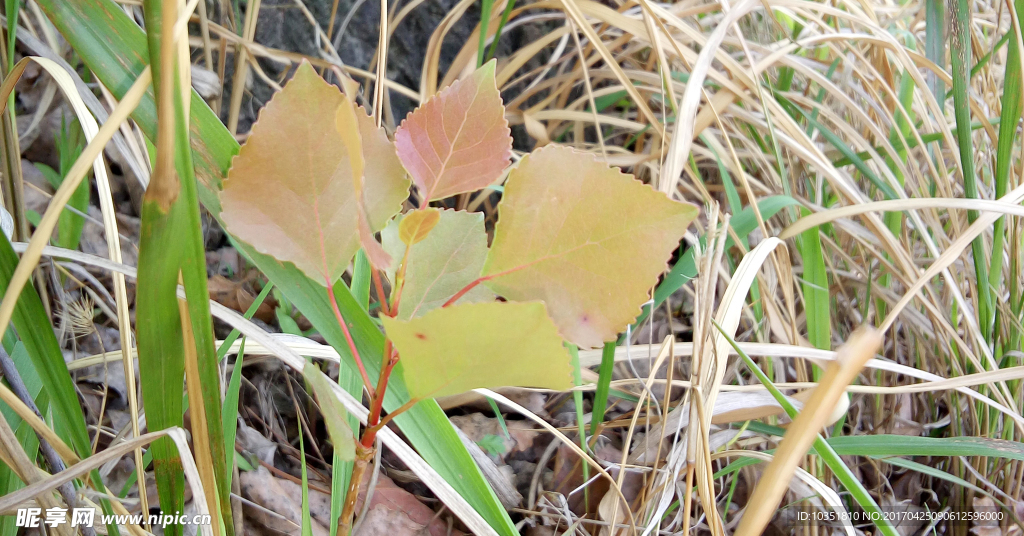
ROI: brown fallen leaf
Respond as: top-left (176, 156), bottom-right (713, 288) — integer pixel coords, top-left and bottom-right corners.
top-left (208, 275), bottom-right (276, 323)
top-left (239, 466), bottom-right (330, 536)
top-left (552, 443), bottom-right (645, 517)
top-left (354, 470), bottom-right (462, 536)
top-left (354, 504), bottom-right (432, 536)
top-left (450, 412), bottom-right (541, 461)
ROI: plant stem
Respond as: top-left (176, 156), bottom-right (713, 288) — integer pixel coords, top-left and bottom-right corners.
top-left (443, 263), bottom-right (536, 308)
top-left (371, 268), bottom-right (391, 317)
top-left (337, 441), bottom-right (373, 536)
top-left (326, 281), bottom-right (375, 399)
top-left (364, 341), bottom-right (397, 434)
top-left (388, 243), bottom-right (414, 316)
top-left (364, 397), bottom-right (420, 441)
top-left (442, 275), bottom-right (491, 307)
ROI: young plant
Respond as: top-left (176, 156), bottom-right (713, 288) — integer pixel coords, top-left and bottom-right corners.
top-left (218, 60), bottom-right (697, 533)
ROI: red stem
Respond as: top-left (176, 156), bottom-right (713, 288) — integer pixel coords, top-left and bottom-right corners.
top-left (361, 397), bottom-right (419, 447)
top-left (441, 275), bottom-right (491, 308)
top-left (367, 342), bottom-right (395, 419)
top-left (326, 282), bottom-right (376, 399)
top-left (371, 268), bottom-right (391, 317)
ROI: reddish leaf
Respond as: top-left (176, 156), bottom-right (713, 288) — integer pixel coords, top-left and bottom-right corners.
top-left (482, 146), bottom-right (698, 349)
top-left (394, 60), bottom-right (512, 203)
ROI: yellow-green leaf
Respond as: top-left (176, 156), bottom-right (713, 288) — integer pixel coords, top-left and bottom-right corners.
top-left (302, 361), bottom-right (355, 461)
top-left (482, 146), bottom-right (698, 349)
top-left (355, 106), bottom-right (409, 231)
top-left (220, 62), bottom-right (407, 283)
top-left (399, 208), bottom-right (441, 246)
top-left (382, 301), bottom-right (572, 399)
top-left (349, 106), bottom-right (409, 269)
top-left (382, 209), bottom-right (492, 319)
top-left (394, 60), bottom-right (512, 203)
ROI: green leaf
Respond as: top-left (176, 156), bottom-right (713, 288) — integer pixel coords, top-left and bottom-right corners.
top-left (482, 146), bottom-right (698, 348)
top-left (302, 361), bottom-right (355, 461)
top-left (477, 434), bottom-right (506, 457)
top-left (382, 301), bottom-right (573, 399)
top-left (382, 209), bottom-right (492, 319)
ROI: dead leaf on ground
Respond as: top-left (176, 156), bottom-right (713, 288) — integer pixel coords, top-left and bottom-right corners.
top-left (552, 442), bottom-right (645, 517)
top-left (239, 466), bottom-right (329, 536)
top-left (354, 469), bottom-right (463, 536)
top-left (208, 274), bottom-right (276, 323)
top-left (450, 412), bottom-right (540, 461)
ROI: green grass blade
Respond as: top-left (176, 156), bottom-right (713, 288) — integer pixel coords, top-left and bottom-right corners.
top-left (988, 0), bottom-right (1024, 340)
top-left (566, 344), bottom-right (590, 501)
top-left (0, 237), bottom-right (88, 455)
top-left (950, 0), bottom-right (993, 337)
top-left (350, 250), bottom-right (371, 311)
top-left (589, 341), bottom-right (616, 436)
top-left (477, 0), bottom-right (493, 67)
top-left (0, 218), bottom-right (120, 536)
top-left (874, 456), bottom-right (989, 497)
top-left (36, 120), bottom-right (90, 252)
top-left (788, 104), bottom-right (899, 200)
top-left (217, 282), bottom-right (274, 361)
top-left (796, 209), bottom-right (830, 351)
top-left (0, 342), bottom-right (43, 536)
top-left (926, 0), bottom-right (945, 100)
top-left (135, 192), bottom-right (187, 530)
top-left (485, 0), bottom-right (515, 62)
top-left (827, 434), bottom-right (1024, 459)
top-left (4, 0), bottom-right (17, 71)
top-left (298, 419), bottom-right (313, 536)
top-left (223, 338), bottom-right (245, 486)
top-left (139, 0), bottom-right (229, 530)
top-left (329, 366), bottom-right (361, 536)
top-left (831, 119), bottom-right (994, 168)
top-left (716, 323), bottom-right (898, 536)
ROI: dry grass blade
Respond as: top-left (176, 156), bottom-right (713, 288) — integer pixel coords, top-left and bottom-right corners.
top-left (660, 0), bottom-right (758, 196)
top-left (0, 64), bottom-right (151, 342)
top-left (17, 54), bottom-right (153, 521)
top-left (0, 429), bottom-right (213, 536)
